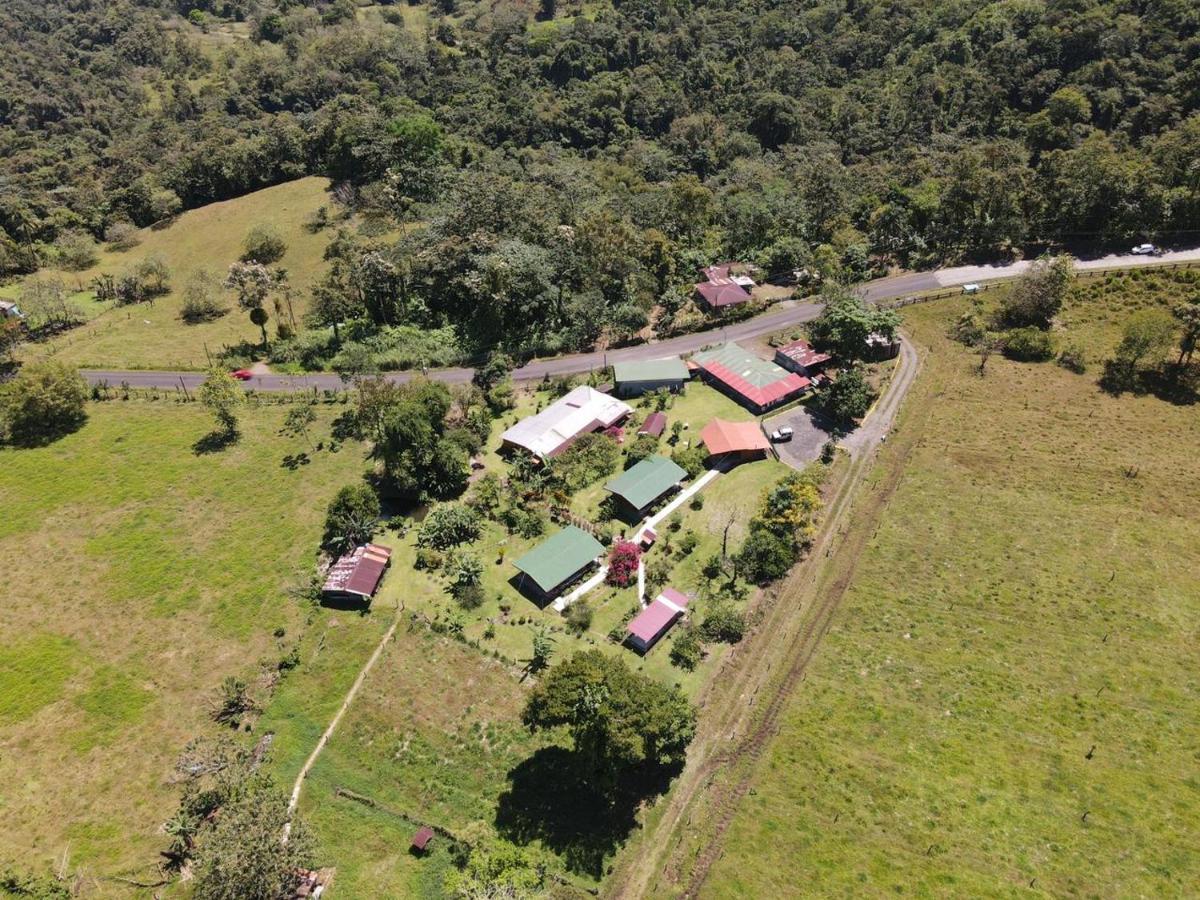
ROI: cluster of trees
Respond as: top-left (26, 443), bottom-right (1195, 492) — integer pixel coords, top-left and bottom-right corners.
top-left (348, 376), bottom-right (482, 501)
top-left (163, 738), bottom-right (312, 900)
top-left (953, 255), bottom-right (1075, 371)
top-left (736, 469), bottom-right (824, 585)
top-left (808, 285), bottom-right (899, 423)
top-left (522, 649), bottom-right (695, 795)
top-left (1102, 294), bottom-right (1200, 393)
top-left (3, 0), bottom-right (1198, 355)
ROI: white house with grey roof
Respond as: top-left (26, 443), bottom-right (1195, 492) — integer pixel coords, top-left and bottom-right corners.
top-left (500, 385), bottom-right (632, 459)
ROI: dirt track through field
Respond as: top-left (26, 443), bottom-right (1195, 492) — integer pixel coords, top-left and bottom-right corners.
top-left (606, 336), bottom-right (929, 900)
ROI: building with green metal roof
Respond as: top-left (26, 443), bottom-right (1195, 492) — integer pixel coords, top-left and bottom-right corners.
top-left (612, 356), bottom-right (690, 398)
top-left (604, 455), bottom-right (688, 519)
top-left (690, 342), bottom-right (809, 412)
top-left (512, 525), bottom-right (605, 600)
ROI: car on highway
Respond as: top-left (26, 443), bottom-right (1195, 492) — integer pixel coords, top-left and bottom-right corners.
top-left (962, 283), bottom-right (980, 294)
top-left (230, 369), bottom-right (253, 381)
top-left (1131, 243), bottom-right (1161, 256)
top-left (770, 426), bottom-right (794, 443)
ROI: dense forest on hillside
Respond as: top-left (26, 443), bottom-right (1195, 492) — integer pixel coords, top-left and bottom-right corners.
top-left (2, 0), bottom-right (1199, 356)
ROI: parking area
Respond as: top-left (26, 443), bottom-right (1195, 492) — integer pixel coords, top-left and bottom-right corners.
top-left (763, 404), bottom-right (834, 469)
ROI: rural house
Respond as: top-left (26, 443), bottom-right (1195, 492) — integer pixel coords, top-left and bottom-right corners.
top-left (627, 587), bottom-right (690, 652)
top-left (700, 418), bottom-right (771, 462)
top-left (0, 300), bottom-right (23, 320)
top-left (693, 262), bottom-right (756, 312)
top-left (500, 386), bottom-right (631, 459)
top-left (512, 525), bottom-right (605, 602)
top-left (322, 543), bottom-right (392, 605)
top-left (612, 356), bottom-right (690, 397)
top-left (691, 342), bottom-right (810, 413)
top-left (604, 455), bottom-right (688, 520)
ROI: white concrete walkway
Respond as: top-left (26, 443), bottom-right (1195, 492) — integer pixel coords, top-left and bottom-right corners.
top-left (552, 468), bottom-right (724, 613)
top-left (635, 468), bottom-right (721, 543)
top-left (553, 565), bottom-right (608, 612)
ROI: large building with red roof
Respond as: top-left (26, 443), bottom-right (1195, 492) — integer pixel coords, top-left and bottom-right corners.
top-left (690, 342), bottom-right (810, 413)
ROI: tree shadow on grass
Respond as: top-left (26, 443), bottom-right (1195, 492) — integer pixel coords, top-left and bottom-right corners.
top-left (494, 746), bottom-right (680, 879)
top-left (193, 428), bottom-right (240, 455)
top-left (1099, 361), bottom-right (1199, 406)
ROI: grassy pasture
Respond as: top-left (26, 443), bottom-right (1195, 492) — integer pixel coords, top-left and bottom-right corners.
top-left (19, 177), bottom-right (334, 371)
top-left (701, 283), bottom-right (1200, 897)
top-left (0, 399), bottom-right (369, 882)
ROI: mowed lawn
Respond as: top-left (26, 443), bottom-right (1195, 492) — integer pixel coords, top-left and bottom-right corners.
top-left (703, 288), bottom-right (1200, 897)
top-left (21, 177), bottom-right (334, 371)
top-left (0, 400), bottom-right (368, 880)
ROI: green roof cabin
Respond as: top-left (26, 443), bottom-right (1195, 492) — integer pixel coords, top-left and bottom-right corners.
top-left (512, 525), bottom-right (605, 602)
top-left (612, 356), bottom-right (690, 398)
top-left (604, 455), bottom-right (688, 520)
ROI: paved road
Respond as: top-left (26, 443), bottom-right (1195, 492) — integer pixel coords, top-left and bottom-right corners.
top-left (81, 248), bottom-right (1200, 392)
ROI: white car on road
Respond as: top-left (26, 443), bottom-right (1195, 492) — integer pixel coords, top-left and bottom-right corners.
top-left (962, 283), bottom-right (980, 294)
top-left (1131, 243), bottom-right (1161, 256)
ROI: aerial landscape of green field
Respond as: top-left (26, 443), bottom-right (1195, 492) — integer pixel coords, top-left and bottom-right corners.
top-left (2, 0), bottom-right (1199, 898)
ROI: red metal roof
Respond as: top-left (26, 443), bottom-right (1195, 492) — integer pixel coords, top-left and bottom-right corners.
top-left (628, 589), bottom-right (689, 645)
top-left (694, 280), bottom-right (751, 308)
top-left (323, 543), bottom-right (392, 598)
top-left (701, 263), bottom-right (732, 281)
top-left (700, 419), bottom-right (771, 455)
top-left (776, 339), bottom-right (832, 370)
top-left (411, 826), bottom-right (434, 850)
top-left (639, 412), bottom-right (667, 437)
top-left (701, 360), bottom-right (809, 408)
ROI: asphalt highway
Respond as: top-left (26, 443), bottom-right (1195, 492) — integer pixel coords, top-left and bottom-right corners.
top-left (81, 248), bottom-right (1200, 392)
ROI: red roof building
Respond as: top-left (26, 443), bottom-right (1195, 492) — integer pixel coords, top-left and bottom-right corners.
top-left (774, 338), bottom-right (833, 375)
top-left (699, 419), bottom-right (771, 458)
top-left (627, 587), bottom-right (690, 652)
top-left (638, 412), bottom-right (667, 438)
top-left (694, 278), bottom-right (752, 310)
top-left (411, 826), bottom-right (435, 853)
top-left (321, 543), bottom-right (392, 604)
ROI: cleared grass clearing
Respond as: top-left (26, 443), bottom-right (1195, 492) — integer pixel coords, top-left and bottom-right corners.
top-left (701, 289), bottom-right (1200, 897)
top-left (22, 177), bottom-right (334, 371)
top-left (0, 399), bottom-right (368, 880)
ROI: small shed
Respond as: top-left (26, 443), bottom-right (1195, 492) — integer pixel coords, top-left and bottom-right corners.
top-left (627, 588), bottom-right (690, 652)
top-left (700, 418), bottom-right (770, 461)
top-left (605, 455), bottom-right (687, 519)
top-left (512, 526), bottom-right (605, 601)
top-left (411, 826), bottom-right (434, 853)
top-left (638, 412), bottom-right (667, 438)
top-left (321, 544), bottom-right (392, 605)
top-left (613, 357), bottom-right (689, 397)
top-left (774, 339), bottom-right (832, 376)
top-left (0, 300), bottom-right (23, 320)
top-left (865, 331), bottom-right (900, 360)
